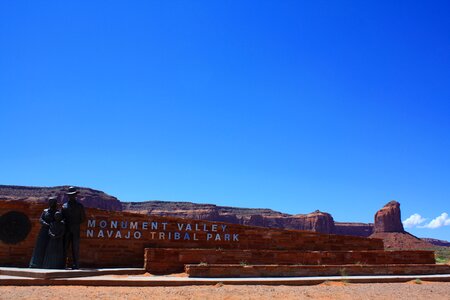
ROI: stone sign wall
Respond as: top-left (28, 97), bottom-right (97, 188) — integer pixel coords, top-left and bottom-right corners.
top-left (0, 200), bottom-right (384, 268)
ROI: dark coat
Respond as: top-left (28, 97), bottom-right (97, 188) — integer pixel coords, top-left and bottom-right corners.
top-left (62, 200), bottom-right (86, 233)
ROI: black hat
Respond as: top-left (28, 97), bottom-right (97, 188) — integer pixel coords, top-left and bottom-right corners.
top-left (66, 186), bottom-right (79, 195)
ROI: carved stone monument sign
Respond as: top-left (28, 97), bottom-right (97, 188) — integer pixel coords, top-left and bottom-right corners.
top-left (1, 198), bottom-right (447, 278)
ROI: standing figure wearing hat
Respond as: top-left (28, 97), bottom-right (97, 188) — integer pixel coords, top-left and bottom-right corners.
top-left (62, 186), bottom-right (86, 269)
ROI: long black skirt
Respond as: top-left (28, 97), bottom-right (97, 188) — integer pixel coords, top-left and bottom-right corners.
top-left (42, 237), bottom-right (65, 269)
top-left (29, 226), bottom-right (50, 268)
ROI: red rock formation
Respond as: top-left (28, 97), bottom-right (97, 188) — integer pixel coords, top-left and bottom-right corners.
top-left (0, 185), bottom-right (122, 211)
top-left (421, 238), bottom-right (450, 247)
top-left (370, 232), bottom-right (433, 250)
top-left (368, 201), bottom-right (434, 250)
top-left (123, 201), bottom-right (335, 233)
top-left (121, 201), bottom-right (243, 223)
top-left (334, 222), bottom-right (374, 237)
top-left (374, 201), bottom-right (405, 233)
top-left (240, 211), bottom-right (336, 233)
top-left (284, 211), bottom-right (335, 233)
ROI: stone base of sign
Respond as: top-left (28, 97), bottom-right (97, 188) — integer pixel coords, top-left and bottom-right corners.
top-left (144, 248), bottom-right (436, 274)
top-left (185, 264), bottom-right (450, 278)
top-left (0, 267), bottom-right (145, 279)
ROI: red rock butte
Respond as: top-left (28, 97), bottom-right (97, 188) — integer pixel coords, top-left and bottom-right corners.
top-left (374, 200), bottom-right (405, 233)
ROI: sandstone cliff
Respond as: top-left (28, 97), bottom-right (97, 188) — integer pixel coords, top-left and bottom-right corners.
top-left (370, 232), bottom-right (433, 250)
top-left (0, 185), bottom-right (122, 211)
top-left (369, 201), bottom-right (435, 250)
top-left (121, 201), bottom-right (335, 233)
top-left (374, 201), bottom-right (405, 233)
top-left (334, 222), bottom-right (374, 237)
top-left (422, 238), bottom-right (450, 247)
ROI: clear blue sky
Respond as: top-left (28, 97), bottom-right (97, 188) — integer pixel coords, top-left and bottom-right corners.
top-left (1, 1), bottom-right (449, 240)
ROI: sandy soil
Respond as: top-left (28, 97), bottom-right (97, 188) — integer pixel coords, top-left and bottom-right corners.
top-left (1, 282), bottom-right (450, 300)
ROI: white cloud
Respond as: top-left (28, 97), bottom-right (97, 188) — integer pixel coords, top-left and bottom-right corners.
top-left (403, 213), bottom-right (427, 228)
top-left (420, 213), bottom-right (450, 229)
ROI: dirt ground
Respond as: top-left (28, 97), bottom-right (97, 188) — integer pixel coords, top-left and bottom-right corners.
top-left (1, 281), bottom-right (450, 300)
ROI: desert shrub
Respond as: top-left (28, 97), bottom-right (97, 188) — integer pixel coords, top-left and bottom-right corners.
top-left (434, 246), bottom-right (450, 264)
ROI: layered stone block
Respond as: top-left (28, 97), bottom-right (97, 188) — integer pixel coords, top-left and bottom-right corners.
top-left (185, 264), bottom-right (450, 278)
top-left (144, 248), bottom-right (435, 274)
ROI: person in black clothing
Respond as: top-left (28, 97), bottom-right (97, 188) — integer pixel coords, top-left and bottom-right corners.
top-left (62, 186), bottom-right (86, 269)
top-left (29, 196), bottom-right (58, 268)
top-left (42, 211), bottom-right (66, 269)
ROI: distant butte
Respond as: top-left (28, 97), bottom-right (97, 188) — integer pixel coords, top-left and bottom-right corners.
top-left (374, 200), bottom-right (405, 233)
top-left (0, 185), bottom-right (122, 211)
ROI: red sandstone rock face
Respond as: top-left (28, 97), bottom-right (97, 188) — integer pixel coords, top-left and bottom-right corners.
top-left (374, 201), bottom-right (405, 233)
top-left (0, 185), bottom-right (122, 211)
top-left (121, 201), bottom-right (244, 224)
top-left (369, 232), bottom-right (434, 250)
top-left (422, 238), bottom-right (450, 247)
top-left (281, 211), bottom-right (335, 233)
top-left (122, 201), bottom-right (335, 234)
top-left (334, 222), bottom-right (374, 237)
top-left (241, 211), bottom-right (335, 233)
